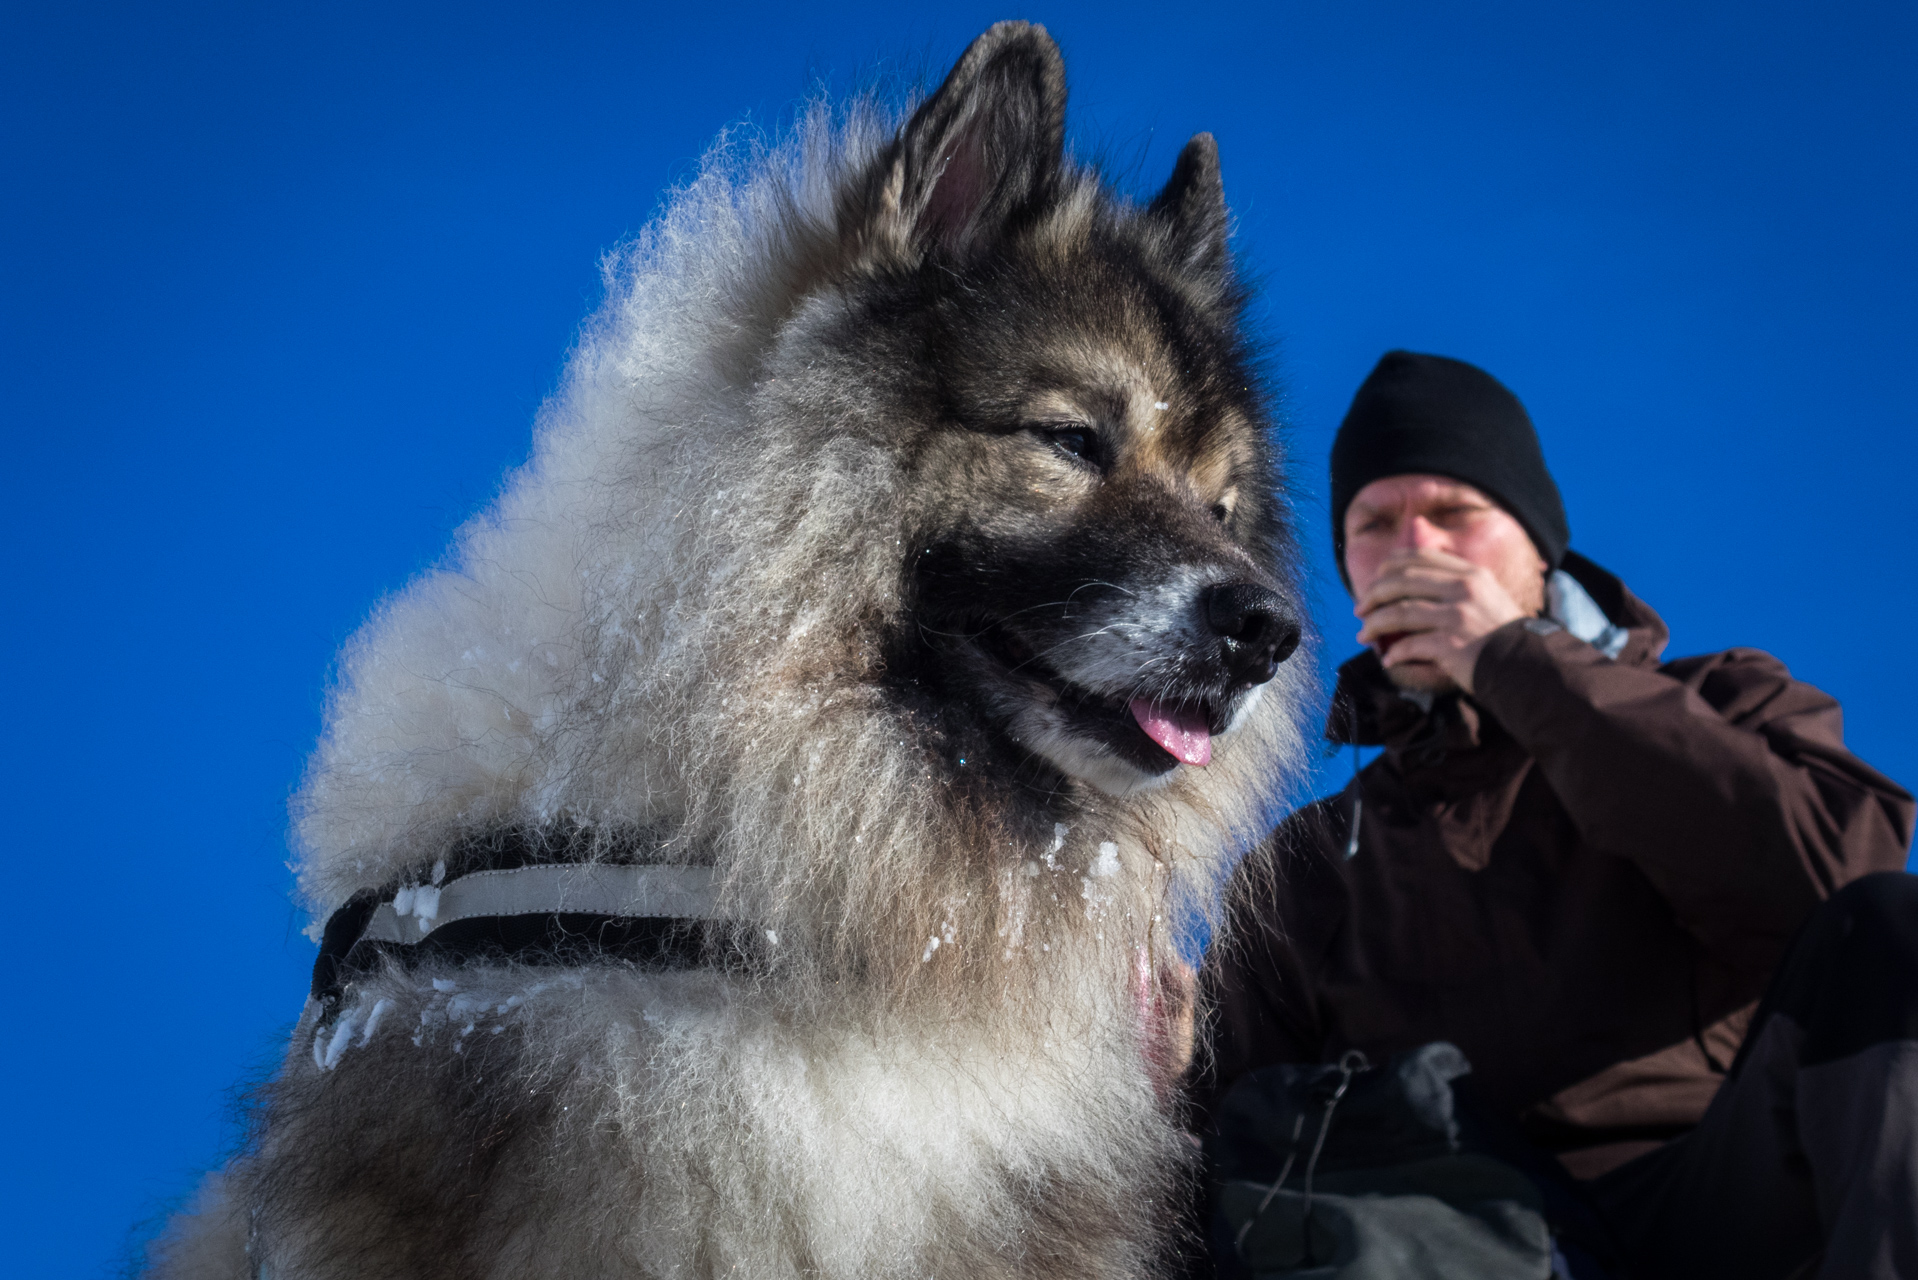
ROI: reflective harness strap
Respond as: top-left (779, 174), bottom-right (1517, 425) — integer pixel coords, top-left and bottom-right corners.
top-left (309, 863), bottom-right (741, 1005)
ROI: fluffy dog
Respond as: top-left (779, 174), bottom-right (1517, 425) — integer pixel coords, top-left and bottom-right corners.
top-left (148, 22), bottom-right (1309, 1279)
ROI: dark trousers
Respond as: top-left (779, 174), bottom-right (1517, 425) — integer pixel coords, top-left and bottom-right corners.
top-left (1588, 872), bottom-right (1918, 1279)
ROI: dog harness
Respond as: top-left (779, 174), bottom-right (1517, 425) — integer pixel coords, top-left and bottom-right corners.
top-left (310, 862), bottom-right (747, 1007)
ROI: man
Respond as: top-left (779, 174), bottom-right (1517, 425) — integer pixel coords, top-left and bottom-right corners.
top-left (1194, 351), bottom-right (1917, 1276)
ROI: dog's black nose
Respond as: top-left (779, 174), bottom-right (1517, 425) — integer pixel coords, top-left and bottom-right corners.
top-left (1202, 582), bottom-right (1301, 687)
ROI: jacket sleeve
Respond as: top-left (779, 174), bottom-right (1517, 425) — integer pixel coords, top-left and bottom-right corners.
top-left (1471, 623), bottom-right (1914, 965)
top-left (1189, 805), bottom-right (1346, 1131)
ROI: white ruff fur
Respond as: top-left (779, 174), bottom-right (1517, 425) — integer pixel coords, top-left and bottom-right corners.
top-left (147, 55), bottom-right (1310, 1280)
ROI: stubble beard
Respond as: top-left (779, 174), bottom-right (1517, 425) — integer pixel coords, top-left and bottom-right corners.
top-left (1382, 661), bottom-right (1458, 696)
top-left (1376, 569), bottom-right (1547, 697)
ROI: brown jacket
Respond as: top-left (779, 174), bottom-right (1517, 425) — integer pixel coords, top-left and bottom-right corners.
top-left (1195, 553), bottom-right (1914, 1178)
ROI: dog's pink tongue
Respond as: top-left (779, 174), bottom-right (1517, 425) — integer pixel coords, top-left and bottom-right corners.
top-left (1129, 699), bottom-right (1212, 767)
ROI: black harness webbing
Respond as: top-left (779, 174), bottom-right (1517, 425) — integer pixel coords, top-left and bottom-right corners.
top-left (309, 863), bottom-right (751, 1007)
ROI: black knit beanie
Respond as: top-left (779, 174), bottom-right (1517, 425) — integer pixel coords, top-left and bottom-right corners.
top-left (1331, 351), bottom-right (1569, 580)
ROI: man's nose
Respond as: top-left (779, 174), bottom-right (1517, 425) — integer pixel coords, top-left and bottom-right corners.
top-left (1397, 516), bottom-right (1444, 552)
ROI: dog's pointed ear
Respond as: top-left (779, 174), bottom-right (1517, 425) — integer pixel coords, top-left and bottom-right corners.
top-left (853, 22), bottom-right (1066, 261)
top-left (1148, 133), bottom-right (1228, 276)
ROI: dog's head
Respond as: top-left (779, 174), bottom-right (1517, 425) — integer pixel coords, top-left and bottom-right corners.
top-left (294, 23), bottom-right (1307, 914)
top-left (806, 23), bottom-right (1303, 797)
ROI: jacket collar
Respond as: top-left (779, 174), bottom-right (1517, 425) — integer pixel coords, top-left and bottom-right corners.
top-left (1327, 551), bottom-right (1669, 753)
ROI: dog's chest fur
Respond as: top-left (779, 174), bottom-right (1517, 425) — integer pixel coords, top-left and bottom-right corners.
top-left (242, 964), bottom-right (1181, 1280)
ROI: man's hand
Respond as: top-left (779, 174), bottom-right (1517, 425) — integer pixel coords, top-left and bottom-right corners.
top-left (1354, 549), bottom-right (1534, 696)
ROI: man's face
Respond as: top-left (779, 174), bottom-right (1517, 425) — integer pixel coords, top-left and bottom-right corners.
top-left (1343, 474), bottom-right (1548, 692)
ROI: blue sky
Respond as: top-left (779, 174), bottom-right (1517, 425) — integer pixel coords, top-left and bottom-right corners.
top-left (4, 1), bottom-right (1913, 1270)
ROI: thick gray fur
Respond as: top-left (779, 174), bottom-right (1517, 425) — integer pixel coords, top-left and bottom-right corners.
top-left (146, 22), bottom-right (1310, 1279)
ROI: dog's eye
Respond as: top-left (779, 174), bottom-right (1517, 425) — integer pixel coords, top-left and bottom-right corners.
top-left (1041, 427), bottom-right (1097, 463)
top-left (1210, 502), bottom-right (1230, 523)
